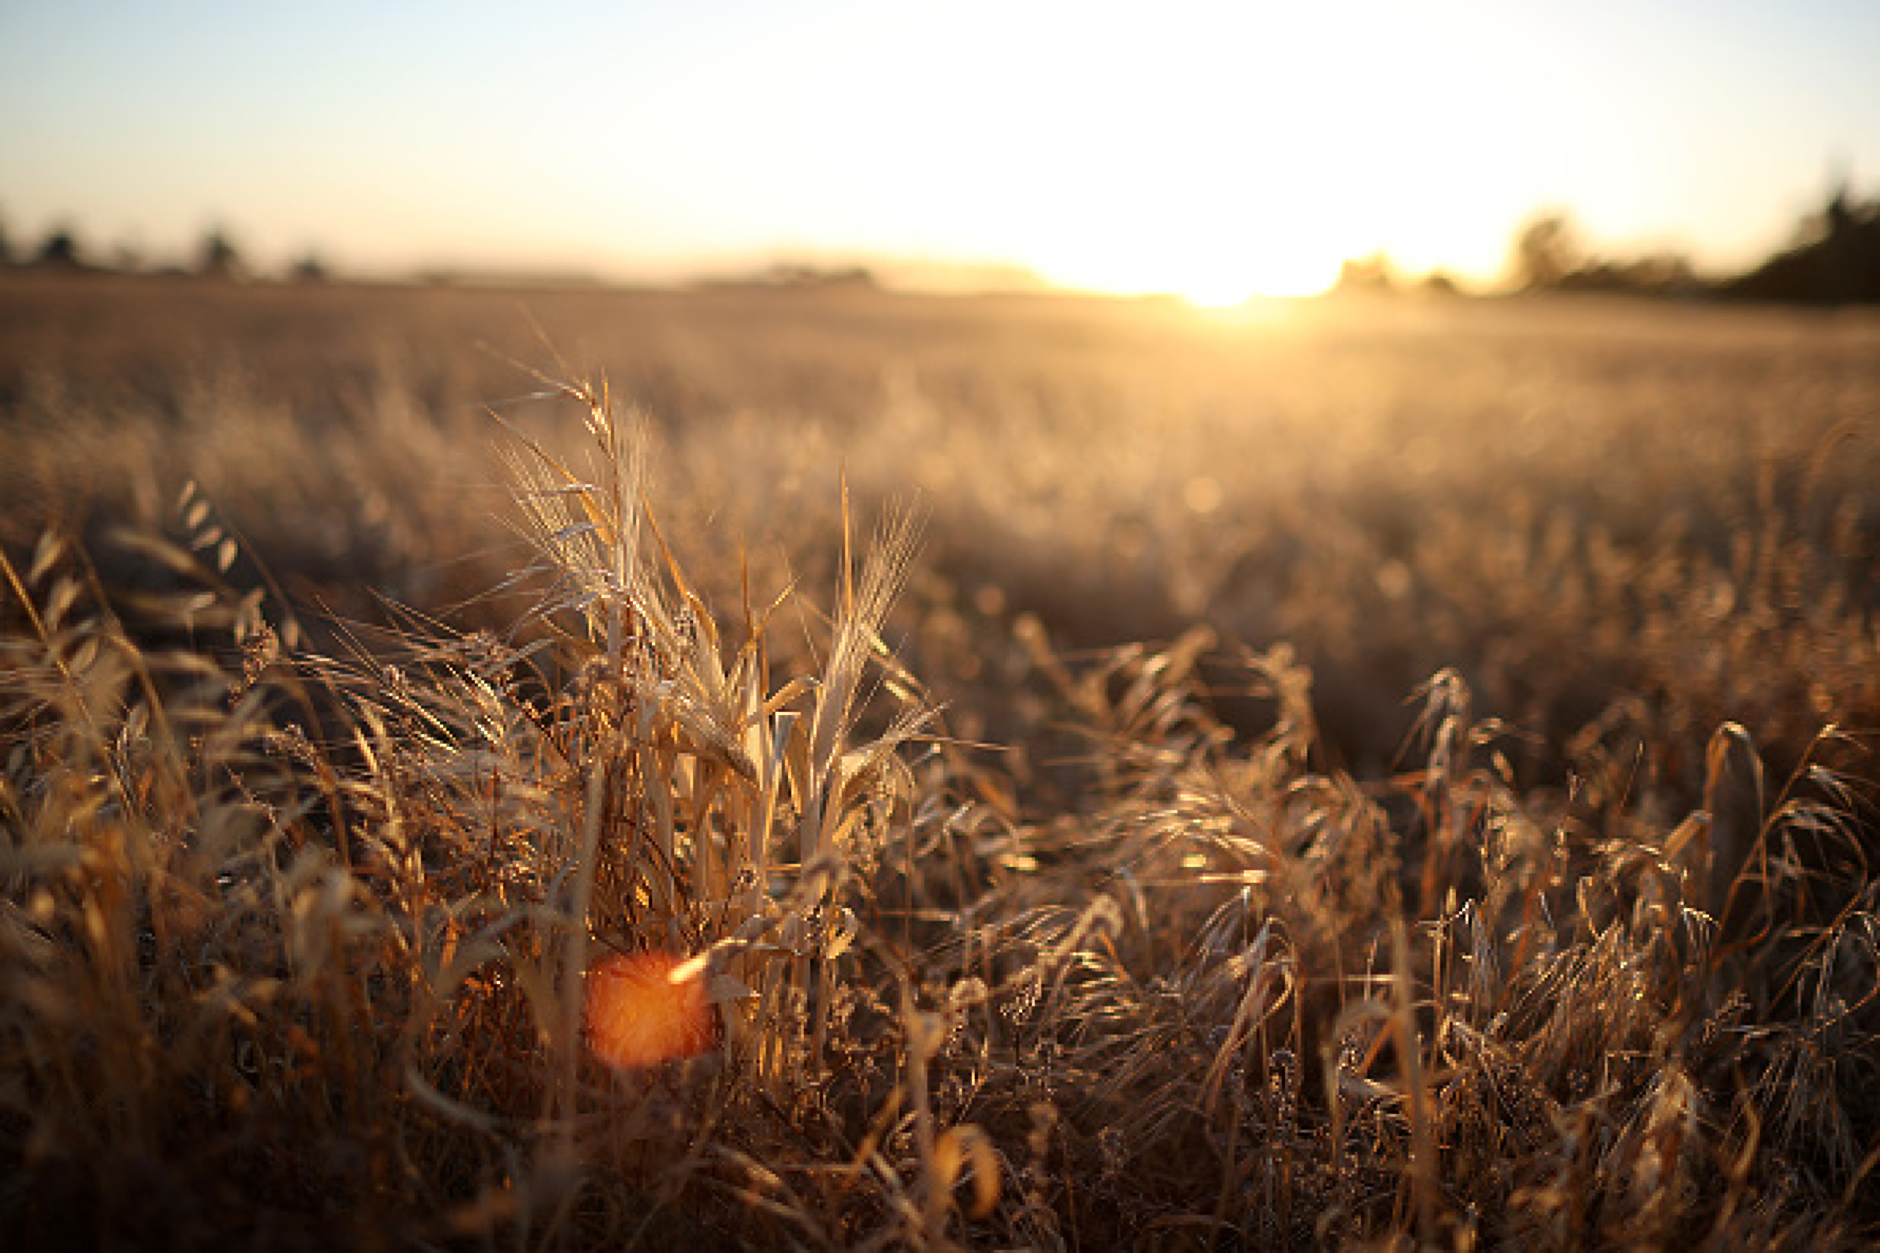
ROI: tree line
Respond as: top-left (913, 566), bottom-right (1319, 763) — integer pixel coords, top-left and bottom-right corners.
top-left (1508, 180), bottom-right (1880, 303)
top-left (1338, 181), bottom-right (1880, 305)
top-left (0, 220), bottom-right (327, 284)
top-left (8, 184), bottom-right (1880, 302)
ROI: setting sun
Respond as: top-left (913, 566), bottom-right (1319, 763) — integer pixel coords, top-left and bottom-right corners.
top-left (893, 4), bottom-right (1524, 301)
top-left (752, 3), bottom-right (1534, 300)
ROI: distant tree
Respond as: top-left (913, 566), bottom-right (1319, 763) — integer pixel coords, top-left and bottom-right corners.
top-left (197, 226), bottom-right (245, 279)
top-left (1815, 182), bottom-right (1880, 302)
top-left (1333, 253), bottom-right (1397, 294)
top-left (1619, 252), bottom-right (1697, 294)
top-left (766, 262), bottom-right (877, 290)
top-left (289, 253), bottom-right (330, 284)
top-left (36, 225), bottom-right (84, 269)
top-left (1512, 211), bottom-right (1584, 291)
top-left (1727, 180), bottom-right (1880, 304)
top-left (1552, 251), bottom-right (1698, 296)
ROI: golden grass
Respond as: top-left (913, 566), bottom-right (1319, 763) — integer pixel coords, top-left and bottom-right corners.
top-left (2, 277), bottom-right (1878, 1248)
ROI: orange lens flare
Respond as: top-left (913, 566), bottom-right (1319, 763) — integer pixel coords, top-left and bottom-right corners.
top-left (583, 951), bottom-right (712, 1070)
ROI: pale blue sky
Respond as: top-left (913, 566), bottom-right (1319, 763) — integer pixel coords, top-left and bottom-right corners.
top-left (2, 0), bottom-right (1877, 295)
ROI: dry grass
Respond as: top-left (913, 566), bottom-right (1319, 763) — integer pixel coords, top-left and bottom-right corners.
top-left (2, 275), bottom-right (1878, 1249)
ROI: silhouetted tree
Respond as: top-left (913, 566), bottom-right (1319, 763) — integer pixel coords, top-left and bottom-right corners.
top-left (1556, 251), bottom-right (1698, 296)
top-left (197, 226), bottom-right (245, 279)
top-left (1333, 253), bottom-right (1397, 294)
top-left (35, 225), bottom-right (84, 269)
top-left (766, 262), bottom-right (877, 290)
top-left (289, 253), bottom-right (330, 284)
top-left (1813, 182), bottom-right (1880, 302)
top-left (1512, 211), bottom-right (1583, 291)
top-left (1727, 180), bottom-right (1880, 304)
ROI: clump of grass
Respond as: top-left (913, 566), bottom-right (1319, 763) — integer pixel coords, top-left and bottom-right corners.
top-left (0, 374), bottom-right (949, 1247)
top-left (875, 623), bottom-right (1878, 1247)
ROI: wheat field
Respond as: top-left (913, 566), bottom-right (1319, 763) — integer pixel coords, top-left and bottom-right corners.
top-left (2, 273), bottom-right (1878, 1249)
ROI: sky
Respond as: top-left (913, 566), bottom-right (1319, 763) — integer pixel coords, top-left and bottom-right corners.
top-left (2, 0), bottom-right (1878, 299)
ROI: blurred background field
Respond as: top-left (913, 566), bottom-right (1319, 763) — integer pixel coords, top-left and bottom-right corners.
top-left (6, 270), bottom-right (1877, 795)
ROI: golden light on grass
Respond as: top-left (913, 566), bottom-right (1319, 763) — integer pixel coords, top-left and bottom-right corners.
top-left (584, 951), bottom-right (712, 1070)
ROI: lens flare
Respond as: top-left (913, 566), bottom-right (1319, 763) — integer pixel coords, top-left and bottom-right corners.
top-left (584, 951), bottom-right (712, 1070)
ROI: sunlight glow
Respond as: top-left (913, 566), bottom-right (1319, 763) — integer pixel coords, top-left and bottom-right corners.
top-left (803, 2), bottom-right (1534, 302)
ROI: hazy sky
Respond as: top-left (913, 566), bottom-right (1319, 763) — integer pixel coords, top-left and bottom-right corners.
top-left (3, 0), bottom-right (1877, 297)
